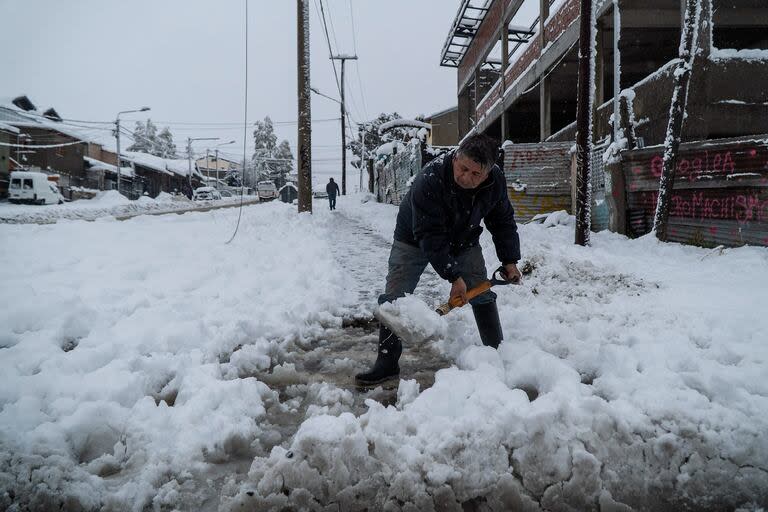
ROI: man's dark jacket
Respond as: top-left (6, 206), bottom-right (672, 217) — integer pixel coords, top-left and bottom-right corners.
top-left (326, 181), bottom-right (340, 197)
top-left (393, 151), bottom-right (520, 283)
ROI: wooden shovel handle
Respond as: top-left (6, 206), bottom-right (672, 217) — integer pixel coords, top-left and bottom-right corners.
top-left (436, 280), bottom-right (492, 315)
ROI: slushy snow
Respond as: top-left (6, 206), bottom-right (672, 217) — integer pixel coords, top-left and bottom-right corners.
top-left (1, 196), bottom-right (767, 511)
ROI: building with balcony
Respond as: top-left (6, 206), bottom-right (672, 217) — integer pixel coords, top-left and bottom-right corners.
top-left (442, 0), bottom-right (768, 146)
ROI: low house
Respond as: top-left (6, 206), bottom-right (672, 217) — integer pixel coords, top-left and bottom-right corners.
top-left (423, 106), bottom-right (459, 147)
top-left (124, 151), bottom-right (203, 198)
top-left (0, 122), bottom-right (20, 198)
top-left (1, 95), bottom-right (201, 200)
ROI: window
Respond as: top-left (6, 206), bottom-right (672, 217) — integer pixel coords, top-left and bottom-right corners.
top-left (23, 179), bottom-right (33, 190)
top-left (10, 178), bottom-right (21, 190)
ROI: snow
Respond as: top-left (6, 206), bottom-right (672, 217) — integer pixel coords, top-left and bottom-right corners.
top-left (0, 121), bottom-right (20, 134)
top-left (84, 156), bottom-right (134, 177)
top-left (2, 196), bottom-right (768, 509)
top-left (377, 119), bottom-right (431, 134)
top-left (710, 48), bottom-right (768, 61)
top-left (375, 141), bottom-right (406, 156)
top-left (0, 191), bottom-right (252, 224)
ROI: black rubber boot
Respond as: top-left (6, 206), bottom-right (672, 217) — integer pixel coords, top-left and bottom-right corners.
top-left (472, 301), bottom-right (503, 349)
top-left (355, 324), bottom-right (402, 385)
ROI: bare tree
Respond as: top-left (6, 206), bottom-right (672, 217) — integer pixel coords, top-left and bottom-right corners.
top-left (653, 0), bottom-right (702, 241)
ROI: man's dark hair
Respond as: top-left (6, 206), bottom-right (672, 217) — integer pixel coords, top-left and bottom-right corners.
top-left (456, 134), bottom-right (499, 171)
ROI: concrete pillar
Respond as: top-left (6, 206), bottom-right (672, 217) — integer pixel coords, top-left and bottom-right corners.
top-left (540, 77), bottom-right (551, 141)
top-left (595, 22), bottom-right (605, 108)
top-left (474, 68), bottom-right (481, 111)
top-left (501, 26), bottom-right (509, 141)
top-left (539, 0), bottom-right (549, 46)
top-left (539, 0), bottom-right (551, 141)
top-left (458, 87), bottom-right (472, 138)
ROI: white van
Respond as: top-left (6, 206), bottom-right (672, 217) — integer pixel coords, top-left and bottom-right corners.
top-left (257, 180), bottom-right (278, 201)
top-left (8, 171), bottom-right (64, 205)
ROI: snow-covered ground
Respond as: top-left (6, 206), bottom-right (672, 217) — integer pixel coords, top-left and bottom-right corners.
top-left (1, 195), bottom-right (767, 511)
top-left (0, 190), bottom-right (258, 224)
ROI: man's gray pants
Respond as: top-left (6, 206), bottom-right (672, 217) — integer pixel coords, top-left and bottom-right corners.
top-left (378, 240), bottom-right (496, 306)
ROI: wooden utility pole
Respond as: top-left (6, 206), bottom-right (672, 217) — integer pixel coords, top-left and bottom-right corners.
top-left (367, 158), bottom-right (374, 194)
top-left (574, 0), bottom-right (595, 246)
top-left (331, 54), bottom-right (357, 196)
top-left (297, 0), bottom-right (312, 213)
top-left (653, 0), bottom-right (700, 241)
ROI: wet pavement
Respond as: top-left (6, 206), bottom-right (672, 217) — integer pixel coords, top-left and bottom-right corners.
top-left (255, 211), bottom-right (453, 444)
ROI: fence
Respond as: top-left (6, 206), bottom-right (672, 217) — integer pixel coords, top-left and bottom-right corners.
top-left (622, 135), bottom-right (768, 247)
top-left (375, 140), bottom-right (423, 206)
top-left (503, 142), bottom-right (573, 222)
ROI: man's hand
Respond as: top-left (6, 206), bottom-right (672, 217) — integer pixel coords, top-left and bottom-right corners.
top-left (450, 277), bottom-right (468, 305)
top-left (503, 263), bottom-right (522, 284)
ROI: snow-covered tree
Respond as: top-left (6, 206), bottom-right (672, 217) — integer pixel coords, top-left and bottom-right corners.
top-left (251, 116), bottom-right (294, 188)
top-left (127, 120), bottom-right (150, 153)
top-left (348, 112), bottom-right (413, 166)
top-left (156, 127), bottom-right (177, 158)
top-left (127, 119), bottom-right (176, 158)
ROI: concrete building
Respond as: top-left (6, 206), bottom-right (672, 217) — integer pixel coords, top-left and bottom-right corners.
top-left (424, 106), bottom-right (459, 147)
top-left (195, 154), bottom-right (241, 184)
top-left (441, 0), bottom-right (768, 146)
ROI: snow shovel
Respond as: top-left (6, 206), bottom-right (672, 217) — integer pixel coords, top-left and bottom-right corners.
top-left (435, 266), bottom-right (516, 316)
top-left (374, 267), bottom-right (516, 343)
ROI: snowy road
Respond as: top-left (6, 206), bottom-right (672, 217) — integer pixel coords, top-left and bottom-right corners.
top-left (1, 196), bottom-right (767, 511)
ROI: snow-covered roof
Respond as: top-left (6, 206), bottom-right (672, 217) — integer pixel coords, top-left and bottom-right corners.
top-left (123, 150), bottom-right (201, 178)
top-left (0, 121), bottom-right (20, 134)
top-left (425, 106), bottom-right (458, 120)
top-left (84, 156), bottom-right (134, 177)
top-left (378, 119), bottom-right (431, 135)
top-left (278, 182), bottom-right (298, 192)
top-left (0, 98), bottom-right (116, 150)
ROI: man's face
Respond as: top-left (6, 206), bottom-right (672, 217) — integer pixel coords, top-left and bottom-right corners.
top-left (452, 153), bottom-right (489, 189)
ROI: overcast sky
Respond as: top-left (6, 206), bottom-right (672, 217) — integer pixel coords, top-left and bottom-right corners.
top-left (0, 0), bottom-right (461, 188)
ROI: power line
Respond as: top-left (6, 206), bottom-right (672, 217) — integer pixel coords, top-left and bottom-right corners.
top-left (226, 0), bottom-right (248, 245)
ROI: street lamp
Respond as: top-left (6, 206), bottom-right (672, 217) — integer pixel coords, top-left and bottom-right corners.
top-left (115, 106), bottom-right (150, 196)
top-left (186, 137), bottom-right (219, 195)
top-left (207, 140), bottom-right (236, 189)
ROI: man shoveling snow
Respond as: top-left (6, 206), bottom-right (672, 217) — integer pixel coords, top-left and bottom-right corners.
top-left (356, 134), bottom-right (522, 386)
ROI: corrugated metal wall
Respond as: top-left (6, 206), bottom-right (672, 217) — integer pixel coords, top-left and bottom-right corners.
top-left (376, 141), bottom-right (422, 206)
top-left (623, 136), bottom-right (768, 247)
top-left (503, 142), bottom-right (573, 222)
top-left (591, 141), bottom-right (610, 232)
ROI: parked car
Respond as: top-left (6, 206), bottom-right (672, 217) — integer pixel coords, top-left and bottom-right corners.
top-left (257, 180), bottom-right (278, 201)
top-left (8, 171), bottom-right (64, 205)
top-left (219, 189), bottom-right (234, 198)
top-left (193, 186), bottom-right (222, 201)
top-left (312, 189), bottom-right (328, 199)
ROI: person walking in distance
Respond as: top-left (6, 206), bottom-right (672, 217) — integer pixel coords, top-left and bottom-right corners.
top-left (326, 177), bottom-right (340, 210)
top-left (355, 134), bottom-right (522, 386)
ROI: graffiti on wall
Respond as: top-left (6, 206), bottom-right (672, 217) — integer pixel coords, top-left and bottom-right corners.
top-left (624, 138), bottom-right (768, 246)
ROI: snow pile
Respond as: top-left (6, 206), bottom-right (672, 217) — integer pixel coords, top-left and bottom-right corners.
top-left (530, 210), bottom-right (574, 227)
top-left (378, 118), bottom-right (431, 135)
top-left (0, 202), bottom-right (356, 510)
top-left (2, 194), bottom-right (767, 510)
top-left (0, 193), bottom-right (252, 224)
top-left (224, 200), bottom-right (768, 511)
top-left (710, 48), bottom-right (768, 61)
top-left (376, 295), bottom-right (447, 344)
top-left (375, 141), bottom-right (406, 157)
